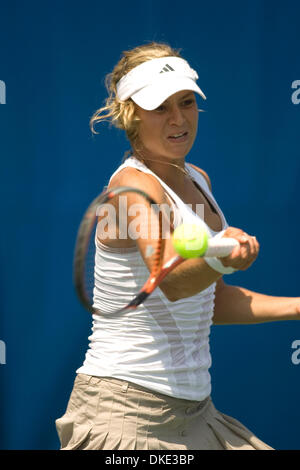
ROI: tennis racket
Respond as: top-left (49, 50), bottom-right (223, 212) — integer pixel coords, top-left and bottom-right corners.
top-left (73, 186), bottom-right (239, 315)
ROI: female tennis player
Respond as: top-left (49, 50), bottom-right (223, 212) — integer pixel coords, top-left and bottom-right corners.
top-left (56, 42), bottom-right (300, 450)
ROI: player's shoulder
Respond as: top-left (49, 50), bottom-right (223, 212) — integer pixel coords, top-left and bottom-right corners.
top-left (187, 163), bottom-right (212, 191)
top-left (108, 166), bottom-right (166, 204)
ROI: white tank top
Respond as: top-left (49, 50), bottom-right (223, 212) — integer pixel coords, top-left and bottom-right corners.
top-left (77, 156), bottom-right (228, 401)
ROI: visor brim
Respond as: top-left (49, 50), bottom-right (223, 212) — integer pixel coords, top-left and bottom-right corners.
top-left (131, 77), bottom-right (206, 111)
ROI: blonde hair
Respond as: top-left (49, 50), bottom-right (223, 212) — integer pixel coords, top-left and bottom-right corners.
top-left (89, 42), bottom-right (182, 149)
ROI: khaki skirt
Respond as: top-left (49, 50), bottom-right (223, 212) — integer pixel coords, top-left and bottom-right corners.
top-left (55, 373), bottom-right (273, 450)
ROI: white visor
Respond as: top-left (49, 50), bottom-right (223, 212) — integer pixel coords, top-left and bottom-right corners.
top-left (116, 56), bottom-right (206, 110)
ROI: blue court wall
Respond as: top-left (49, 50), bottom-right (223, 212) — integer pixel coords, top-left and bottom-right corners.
top-left (0, 0), bottom-right (299, 450)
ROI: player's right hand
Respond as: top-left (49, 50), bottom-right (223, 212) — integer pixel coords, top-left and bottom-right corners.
top-left (220, 226), bottom-right (259, 271)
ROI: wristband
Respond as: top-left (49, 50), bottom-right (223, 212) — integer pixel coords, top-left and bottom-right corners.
top-left (204, 230), bottom-right (237, 275)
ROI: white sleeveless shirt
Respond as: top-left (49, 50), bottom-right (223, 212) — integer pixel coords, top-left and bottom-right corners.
top-left (77, 157), bottom-right (228, 401)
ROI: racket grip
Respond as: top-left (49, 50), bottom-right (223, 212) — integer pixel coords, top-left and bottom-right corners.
top-left (205, 237), bottom-right (239, 258)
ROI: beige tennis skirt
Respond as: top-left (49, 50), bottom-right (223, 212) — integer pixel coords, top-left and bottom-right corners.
top-left (55, 373), bottom-right (273, 450)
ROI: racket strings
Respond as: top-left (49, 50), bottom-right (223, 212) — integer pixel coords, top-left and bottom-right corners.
top-left (74, 187), bottom-right (166, 314)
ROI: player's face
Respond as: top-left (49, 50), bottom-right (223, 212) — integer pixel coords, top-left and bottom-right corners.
top-left (134, 90), bottom-right (198, 162)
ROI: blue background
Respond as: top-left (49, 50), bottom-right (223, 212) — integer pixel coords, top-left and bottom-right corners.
top-left (0, 0), bottom-right (299, 450)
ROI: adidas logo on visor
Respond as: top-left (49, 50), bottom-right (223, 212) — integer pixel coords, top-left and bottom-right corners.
top-left (159, 64), bottom-right (175, 73)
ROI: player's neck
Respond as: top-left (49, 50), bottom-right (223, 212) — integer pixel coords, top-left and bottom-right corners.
top-left (132, 152), bottom-right (188, 187)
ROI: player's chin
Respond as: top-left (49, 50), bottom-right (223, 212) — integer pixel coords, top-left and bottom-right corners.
top-left (165, 143), bottom-right (193, 159)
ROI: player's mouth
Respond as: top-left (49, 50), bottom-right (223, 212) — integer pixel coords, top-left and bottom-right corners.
top-left (167, 131), bottom-right (188, 143)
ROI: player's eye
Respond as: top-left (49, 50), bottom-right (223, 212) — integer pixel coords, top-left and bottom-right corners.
top-left (155, 104), bottom-right (166, 113)
top-left (181, 98), bottom-right (195, 107)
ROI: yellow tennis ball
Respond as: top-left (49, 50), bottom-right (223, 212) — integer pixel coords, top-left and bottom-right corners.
top-left (172, 223), bottom-right (209, 258)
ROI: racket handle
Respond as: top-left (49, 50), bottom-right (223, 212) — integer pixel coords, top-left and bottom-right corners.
top-left (205, 237), bottom-right (239, 258)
